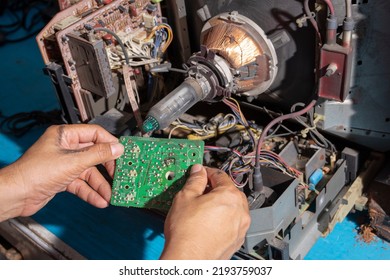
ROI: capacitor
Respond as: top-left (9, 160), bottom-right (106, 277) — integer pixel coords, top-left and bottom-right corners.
top-left (102, 33), bottom-right (113, 44)
top-left (308, 169), bottom-right (324, 191)
top-left (129, 6), bottom-right (138, 17)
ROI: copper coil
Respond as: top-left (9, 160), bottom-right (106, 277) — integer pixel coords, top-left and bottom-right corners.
top-left (200, 13), bottom-right (277, 95)
top-left (202, 21), bottom-right (263, 69)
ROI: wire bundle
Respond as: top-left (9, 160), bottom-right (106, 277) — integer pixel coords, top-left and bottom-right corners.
top-left (103, 23), bottom-right (173, 68)
top-left (168, 113), bottom-right (238, 139)
top-left (0, 0), bottom-right (57, 46)
top-left (0, 110), bottom-right (64, 137)
top-left (222, 98), bottom-right (249, 126)
top-left (202, 98), bottom-right (335, 189)
top-left (205, 145), bottom-right (251, 188)
top-left (145, 23), bottom-right (173, 54)
top-left (291, 103), bottom-right (336, 152)
top-left (205, 145), bottom-right (302, 188)
top-left (223, 97), bottom-right (257, 147)
top-left (257, 150), bottom-right (302, 178)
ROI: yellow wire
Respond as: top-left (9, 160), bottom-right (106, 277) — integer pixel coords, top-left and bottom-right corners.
top-left (226, 97), bottom-right (248, 126)
top-left (144, 24), bottom-right (173, 53)
top-left (168, 125), bottom-right (190, 139)
top-left (187, 124), bottom-right (259, 140)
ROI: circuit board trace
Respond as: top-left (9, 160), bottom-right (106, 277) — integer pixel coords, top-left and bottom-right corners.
top-left (111, 136), bottom-right (204, 211)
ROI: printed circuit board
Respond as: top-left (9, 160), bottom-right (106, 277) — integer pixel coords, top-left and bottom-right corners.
top-left (111, 136), bottom-right (204, 211)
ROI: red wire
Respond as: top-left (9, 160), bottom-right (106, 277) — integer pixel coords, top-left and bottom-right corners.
top-left (255, 100), bottom-right (317, 169)
top-left (322, 0), bottom-right (335, 15)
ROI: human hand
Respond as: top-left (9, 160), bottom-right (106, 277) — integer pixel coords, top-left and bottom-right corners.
top-left (160, 164), bottom-right (251, 260)
top-left (0, 124), bottom-right (124, 221)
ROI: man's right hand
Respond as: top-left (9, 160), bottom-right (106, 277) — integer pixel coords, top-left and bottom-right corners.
top-left (160, 164), bottom-right (251, 260)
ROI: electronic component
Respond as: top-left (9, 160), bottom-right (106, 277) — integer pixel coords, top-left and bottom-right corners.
top-left (142, 78), bottom-right (217, 132)
top-left (67, 35), bottom-right (115, 98)
top-left (318, 15), bottom-right (353, 101)
top-left (308, 169), bottom-right (324, 191)
top-left (111, 136), bottom-right (204, 211)
top-left (143, 11), bottom-right (278, 132)
top-left (37, 0), bottom-right (167, 123)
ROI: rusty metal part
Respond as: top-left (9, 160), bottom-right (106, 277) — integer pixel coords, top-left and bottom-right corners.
top-left (369, 199), bottom-right (390, 242)
top-left (368, 162), bottom-right (390, 242)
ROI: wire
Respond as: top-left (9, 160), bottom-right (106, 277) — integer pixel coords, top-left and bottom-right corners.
top-left (261, 106), bottom-right (296, 136)
top-left (345, 0), bottom-right (352, 18)
top-left (168, 124), bottom-right (189, 139)
top-left (205, 142), bottom-right (302, 188)
top-left (322, 0), bottom-right (335, 15)
top-left (108, 39), bottom-right (161, 67)
top-left (170, 113), bottom-right (239, 140)
top-left (259, 150), bottom-right (302, 177)
top-left (303, 0), bottom-right (336, 45)
top-left (223, 98), bottom-right (257, 148)
top-left (144, 23), bottom-right (173, 54)
top-left (255, 100), bottom-right (317, 169)
top-left (0, 0), bottom-right (55, 45)
top-left (223, 98), bottom-right (248, 125)
top-left (228, 157), bottom-right (249, 188)
top-left (303, 0), bottom-right (322, 44)
top-left (291, 102), bottom-right (336, 152)
top-left (94, 27), bottom-right (130, 65)
top-left (221, 148), bottom-right (252, 187)
top-left (0, 110), bottom-right (65, 137)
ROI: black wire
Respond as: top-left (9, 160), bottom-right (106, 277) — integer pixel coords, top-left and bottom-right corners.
top-left (0, 0), bottom-right (57, 46)
top-left (93, 27), bottom-right (130, 65)
top-left (0, 110), bottom-right (65, 137)
top-left (4, 29), bottom-right (42, 43)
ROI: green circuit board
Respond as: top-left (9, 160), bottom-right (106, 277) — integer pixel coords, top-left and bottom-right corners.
top-left (111, 136), bottom-right (204, 211)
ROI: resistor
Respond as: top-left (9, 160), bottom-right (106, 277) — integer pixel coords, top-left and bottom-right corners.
top-left (129, 5), bottom-right (138, 17)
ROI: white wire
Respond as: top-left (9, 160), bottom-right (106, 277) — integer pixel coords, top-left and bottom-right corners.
top-left (259, 157), bottom-right (297, 178)
top-left (168, 125), bottom-right (188, 139)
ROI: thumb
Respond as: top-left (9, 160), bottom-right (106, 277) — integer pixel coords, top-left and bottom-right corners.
top-left (75, 142), bottom-right (124, 168)
top-left (181, 164), bottom-right (208, 197)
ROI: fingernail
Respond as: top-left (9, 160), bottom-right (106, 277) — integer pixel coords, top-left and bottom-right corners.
top-left (110, 143), bottom-right (124, 157)
top-left (190, 164), bottom-right (203, 174)
top-left (98, 199), bottom-right (109, 208)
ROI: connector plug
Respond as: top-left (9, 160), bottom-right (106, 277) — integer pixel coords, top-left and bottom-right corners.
top-left (252, 166), bottom-right (264, 193)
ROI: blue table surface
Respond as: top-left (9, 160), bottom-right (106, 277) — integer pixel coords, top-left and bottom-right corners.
top-left (0, 23), bottom-right (389, 260)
